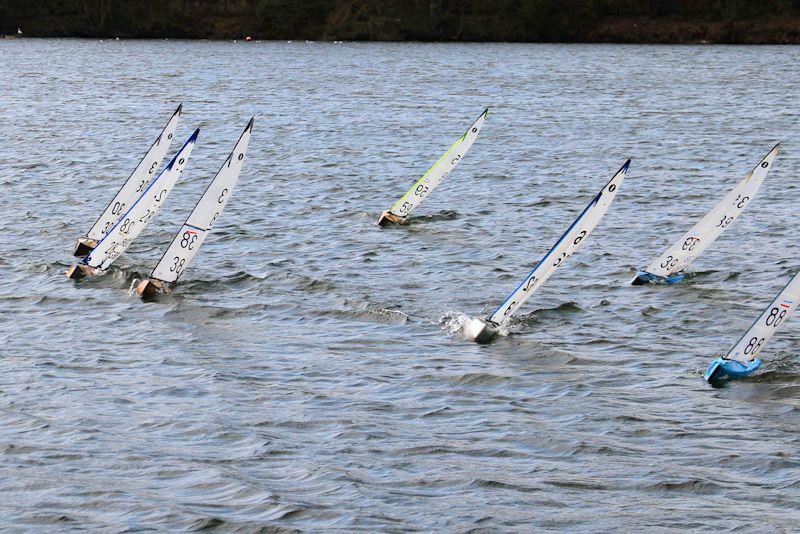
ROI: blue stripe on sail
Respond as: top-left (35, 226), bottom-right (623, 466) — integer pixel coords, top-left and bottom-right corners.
top-left (488, 191), bottom-right (602, 320)
top-left (83, 129), bottom-right (199, 265)
top-left (488, 160), bottom-right (628, 321)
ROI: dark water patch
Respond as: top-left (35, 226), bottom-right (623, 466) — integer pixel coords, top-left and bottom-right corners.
top-left (405, 210), bottom-right (460, 224)
top-left (468, 478), bottom-right (543, 493)
top-left (314, 307), bottom-right (409, 325)
top-left (640, 479), bottom-right (723, 495)
top-left (452, 372), bottom-right (512, 386)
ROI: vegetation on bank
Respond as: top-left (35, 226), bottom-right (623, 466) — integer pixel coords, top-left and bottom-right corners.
top-left (2, 0), bottom-right (800, 43)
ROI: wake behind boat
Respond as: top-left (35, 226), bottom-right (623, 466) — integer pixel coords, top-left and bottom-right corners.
top-left (133, 119), bottom-right (253, 297)
top-left (632, 144), bottom-right (780, 285)
top-left (66, 129), bottom-right (199, 279)
top-left (377, 109), bottom-right (487, 226)
top-left (464, 159), bottom-right (630, 343)
top-left (705, 269), bottom-right (800, 384)
top-left (73, 105), bottom-right (183, 256)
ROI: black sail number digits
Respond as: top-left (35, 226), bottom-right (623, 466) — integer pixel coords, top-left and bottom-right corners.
top-left (119, 218), bottom-right (134, 234)
top-left (682, 237), bottom-right (700, 251)
top-left (169, 256), bottom-right (186, 275)
top-left (660, 255), bottom-right (680, 270)
top-left (743, 336), bottom-right (765, 355)
top-left (716, 214), bottom-right (734, 228)
top-left (765, 307), bottom-right (787, 327)
top-left (522, 275), bottom-right (538, 292)
top-left (180, 231), bottom-right (198, 250)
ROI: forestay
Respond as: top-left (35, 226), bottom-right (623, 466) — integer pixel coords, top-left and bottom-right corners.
top-left (487, 160), bottom-right (629, 325)
top-left (84, 105), bottom-right (183, 241)
top-left (723, 270), bottom-right (800, 364)
top-left (83, 129), bottom-right (199, 271)
top-left (388, 109), bottom-right (487, 218)
top-left (150, 119), bottom-right (253, 283)
top-left (643, 144), bottom-right (780, 278)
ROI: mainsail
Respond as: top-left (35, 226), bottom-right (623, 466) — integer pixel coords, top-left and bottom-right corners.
top-left (487, 160), bottom-right (629, 325)
top-left (722, 270), bottom-right (800, 364)
top-left (83, 105), bottom-right (183, 242)
top-left (641, 144), bottom-right (779, 279)
top-left (83, 129), bottom-right (199, 271)
top-left (384, 109), bottom-right (487, 220)
top-left (150, 119), bottom-right (253, 283)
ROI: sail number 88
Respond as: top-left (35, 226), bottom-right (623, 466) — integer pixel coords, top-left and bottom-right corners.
top-left (743, 336), bottom-right (765, 355)
top-left (765, 307), bottom-right (787, 327)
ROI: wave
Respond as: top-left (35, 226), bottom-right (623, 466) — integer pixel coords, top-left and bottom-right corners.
top-left (314, 306), bottom-right (409, 325)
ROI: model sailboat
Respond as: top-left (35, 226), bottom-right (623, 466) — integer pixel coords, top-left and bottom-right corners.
top-left (633, 144), bottom-right (780, 285)
top-left (377, 109), bottom-right (487, 226)
top-left (464, 160), bottom-right (629, 343)
top-left (133, 119), bottom-right (253, 297)
top-left (705, 270), bottom-right (800, 383)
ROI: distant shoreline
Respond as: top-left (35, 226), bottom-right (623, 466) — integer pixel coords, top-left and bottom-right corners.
top-left (4, 2), bottom-right (800, 45)
top-left (2, 37), bottom-right (799, 45)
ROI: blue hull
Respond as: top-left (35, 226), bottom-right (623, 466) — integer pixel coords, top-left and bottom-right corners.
top-left (632, 271), bottom-right (685, 285)
top-left (704, 357), bottom-right (762, 383)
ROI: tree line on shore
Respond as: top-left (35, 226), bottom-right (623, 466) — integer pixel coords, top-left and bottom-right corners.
top-left (2, 0), bottom-right (800, 43)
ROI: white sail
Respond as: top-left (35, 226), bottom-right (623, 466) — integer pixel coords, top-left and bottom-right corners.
top-left (723, 271), bottom-right (800, 364)
top-left (387, 109), bottom-right (487, 218)
top-left (487, 160), bottom-right (629, 325)
top-left (643, 144), bottom-right (779, 278)
top-left (85, 105), bottom-right (183, 241)
top-left (150, 119), bottom-right (253, 283)
top-left (83, 129), bottom-right (199, 271)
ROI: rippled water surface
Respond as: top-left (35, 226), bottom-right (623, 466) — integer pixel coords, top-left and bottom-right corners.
top-left (2, 40), bottom-right (800, 530)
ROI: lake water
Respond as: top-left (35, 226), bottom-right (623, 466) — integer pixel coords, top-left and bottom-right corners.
top-left (1, 39), bottom-right (800, 530)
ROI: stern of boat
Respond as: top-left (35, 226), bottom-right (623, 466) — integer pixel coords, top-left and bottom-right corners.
top-left (73, 236), bottom-right (97, 257)
top-left (377, 211), bottom-right (405, 227)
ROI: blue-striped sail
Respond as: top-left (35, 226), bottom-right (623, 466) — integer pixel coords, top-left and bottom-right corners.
top-left (82, 129), bottom-right (199, 272)
top-left (464, 160), bottom-right (629, 342)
